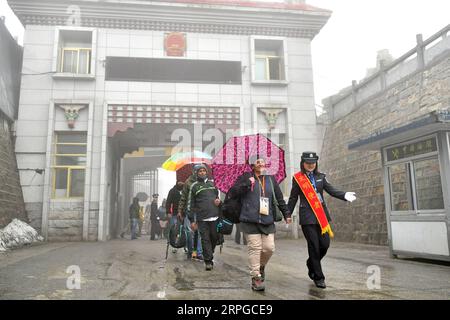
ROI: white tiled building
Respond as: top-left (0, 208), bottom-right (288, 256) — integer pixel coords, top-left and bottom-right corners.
top-left (9, 0), bottom-right (330, 241)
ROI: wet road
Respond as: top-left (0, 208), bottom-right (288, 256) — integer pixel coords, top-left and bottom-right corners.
top-left (0, 236), bottom-right (449, 300)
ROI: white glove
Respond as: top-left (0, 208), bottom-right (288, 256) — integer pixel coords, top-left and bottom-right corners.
top-left (345, 192), bottom-right (356, 202)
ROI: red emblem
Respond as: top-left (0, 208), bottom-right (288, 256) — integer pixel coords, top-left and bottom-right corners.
top-left (164, 32), bottom-right (186, 57)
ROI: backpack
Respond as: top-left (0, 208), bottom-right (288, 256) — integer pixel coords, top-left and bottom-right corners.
top-left (168, 219), bottom-right (187, 249)
top-left (216, 217), bottom-right (234, 235)
top-left (221, 192), bottom-right (241, 224)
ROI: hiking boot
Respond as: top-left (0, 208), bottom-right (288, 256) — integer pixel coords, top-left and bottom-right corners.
top-left (251, 276), bottom-right (265, 291)
top-left (205, 262), bottom-right (213, 271)
top-left (259, 265), bottom-right (266, 281)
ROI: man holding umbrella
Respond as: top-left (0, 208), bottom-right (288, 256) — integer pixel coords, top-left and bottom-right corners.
top-left (288, 151), bottom-right (356, 289)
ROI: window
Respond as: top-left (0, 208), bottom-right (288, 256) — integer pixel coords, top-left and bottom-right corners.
top-left (388, 163), bottom-right (413, 211)
top-left (52, 132), bottom-right (87, 198)
top-left (386, 137), bottom-right (444, 213)
top-left (61, 48), bottom-right (91, 74)
top-left (253, 39), bottom-right (286, 81)
top-left (57, 30), bottom-right (93, 75)
top-left (414, 158), bottom-right (444, 210)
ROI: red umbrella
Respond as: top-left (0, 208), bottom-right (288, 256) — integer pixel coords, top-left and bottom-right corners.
top-left (211, 133), bottom-right (286, 193)
top-left (176, 163), bottom-right (213, 183)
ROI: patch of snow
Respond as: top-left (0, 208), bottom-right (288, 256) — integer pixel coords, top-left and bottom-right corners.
top-left (0, 219), bottom-right (44, 251)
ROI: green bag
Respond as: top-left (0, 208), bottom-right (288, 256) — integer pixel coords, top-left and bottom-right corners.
top-left (269, 177), bottom-right (283, 222)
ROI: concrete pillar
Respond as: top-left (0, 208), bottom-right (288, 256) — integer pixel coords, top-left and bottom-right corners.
top-left (351, 80), bottom-right (358, 109)
top-left (379, 60), bottom-right (387, 90)
top-left (416, 34), bottom-right (425, 69)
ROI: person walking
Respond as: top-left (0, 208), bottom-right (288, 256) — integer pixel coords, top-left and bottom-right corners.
top-left (166, 180), bottom-right (184, 253)
top-left (229, 155), bottom-right (291, 291)
top-left (288, 151), bottom-right (356, 289)
top-left (178, 164), bottom-right (203, 260)
top-left (186, 164), bottom-right (221, 271)
top-left (158, 199), bottom-right (169, 239)
top-left (129, 197), bottom-right (140, 240)
top-left (149, 193), bottom-right (160, 240)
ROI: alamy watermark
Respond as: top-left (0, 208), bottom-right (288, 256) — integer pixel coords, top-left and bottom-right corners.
top-left (66, 265), bottom-right (81, 290)
top-left (366, 265), bottom-right (381, 290)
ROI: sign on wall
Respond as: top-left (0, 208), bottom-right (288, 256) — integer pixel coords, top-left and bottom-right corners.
top-left (164, 32), bottom-right (186, 57)
top-left (386, 137), bottom-right (437, 162)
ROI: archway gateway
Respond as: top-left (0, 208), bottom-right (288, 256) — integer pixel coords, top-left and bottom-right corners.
top-left (98, 104), bottom-right (241, 241)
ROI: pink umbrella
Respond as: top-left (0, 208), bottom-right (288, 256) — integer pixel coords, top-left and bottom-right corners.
top-left (211, 133), bottom-right (286, 193)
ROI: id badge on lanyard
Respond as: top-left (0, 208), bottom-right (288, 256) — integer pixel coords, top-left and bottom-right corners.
top-left (260, 197), bottom-right (269, 215)
top-left (257, 176), bottom-right (269, 215)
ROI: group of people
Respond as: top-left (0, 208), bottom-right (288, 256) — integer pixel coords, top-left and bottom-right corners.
top-left (126, 194), bottom-right (169, 240)
top-left (127, 151), bottom-right (357, 291)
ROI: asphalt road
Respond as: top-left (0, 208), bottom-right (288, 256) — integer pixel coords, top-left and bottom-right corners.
top-left (0, 235), bottom-right (449, 300)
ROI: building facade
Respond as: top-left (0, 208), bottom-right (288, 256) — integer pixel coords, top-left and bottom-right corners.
top-left (9, 0), bottom-right (330, 241)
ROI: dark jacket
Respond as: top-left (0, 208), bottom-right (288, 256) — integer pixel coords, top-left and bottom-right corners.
top-left (166, 185), bottom-right (182, 215)
top-left (186, 178), bottom-right (220, 222)
top-left (129, 203), bottom-right (140, 219)
top-left (178, 175), bottom-right (197, 216)
top-left (150, 201), bottom-right (159, 223)
top-left (230, 172), bottom-right (290, 225)
top-left (287, 172), bottom-right (346, 225)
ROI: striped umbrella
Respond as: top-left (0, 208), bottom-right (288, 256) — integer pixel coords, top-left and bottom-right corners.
top-left (162, 150), bottom-right (212, 171)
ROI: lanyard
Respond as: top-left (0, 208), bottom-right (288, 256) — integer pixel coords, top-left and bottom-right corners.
top-left (256, 175), bottom-right (266, 197)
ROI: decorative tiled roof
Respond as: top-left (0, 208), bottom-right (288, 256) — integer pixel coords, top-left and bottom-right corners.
top-left (148, 0), bottom-right (330, 12)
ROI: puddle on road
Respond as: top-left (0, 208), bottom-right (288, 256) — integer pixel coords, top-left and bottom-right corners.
top-left (173, 266), bottom-right (195, 291)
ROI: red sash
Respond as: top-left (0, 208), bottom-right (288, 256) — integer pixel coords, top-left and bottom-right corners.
top-left (294, 172), bottom-right (334, 237)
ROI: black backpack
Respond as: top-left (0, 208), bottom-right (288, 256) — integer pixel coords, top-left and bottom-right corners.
top-left (216, 217), bottom-right (234, 235)
top-left (168, 218), bottom-right (187, 249)
top-left (221, 191), bottom-right (242, 224)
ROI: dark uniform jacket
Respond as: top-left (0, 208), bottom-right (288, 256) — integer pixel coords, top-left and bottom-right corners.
top-left (150, 201), bottom-right (159, 223)
top-left (287, 172), bottom-right (346, 225)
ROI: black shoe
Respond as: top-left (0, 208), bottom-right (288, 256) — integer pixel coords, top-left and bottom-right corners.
top-left (314, 279), bottom-right (326, 289)
top-left (251, 276), bottom-right (265, 291)
top-left (259, 265), bottom-right (265, 281)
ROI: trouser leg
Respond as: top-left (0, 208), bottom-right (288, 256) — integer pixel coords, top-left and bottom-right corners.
top-left (301, 224), bottom-right (329, 280)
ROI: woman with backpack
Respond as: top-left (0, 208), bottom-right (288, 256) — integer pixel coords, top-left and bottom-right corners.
top-left (229, 155), bottom-right (292, 291)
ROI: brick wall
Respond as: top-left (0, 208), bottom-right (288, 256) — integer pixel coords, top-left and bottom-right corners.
top-left (0, 117), bottom-right (28, 228)
top-left (319, 54), bottom-right (450, 245)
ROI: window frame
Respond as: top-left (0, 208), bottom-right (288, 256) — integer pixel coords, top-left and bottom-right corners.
top-left (60, 47), bottom-right (92, 74)
top-left (250, 36), bottom-right (288, 85)
top-left (51, 132), bottom-right (87, 199)
top-left (52, 27), bottom-right (96, 80)
top-left (384, 134), bottom-right (445, 215)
